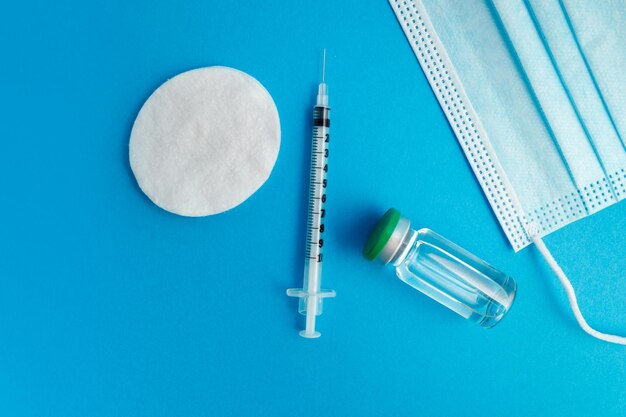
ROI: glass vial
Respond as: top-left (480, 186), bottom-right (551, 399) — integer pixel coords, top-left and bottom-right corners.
top-left (363, 209), bottom-right (516, 328)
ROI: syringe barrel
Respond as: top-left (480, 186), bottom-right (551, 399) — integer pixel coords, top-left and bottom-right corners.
top-left (298, 104), bottom-right (331, 316)
top-left (313, 105), bottom-right (330, 127)
top-left (299, 258), bottom-right (324, 315)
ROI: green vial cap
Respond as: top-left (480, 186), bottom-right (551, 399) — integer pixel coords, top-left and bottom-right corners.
top-left (362, 208), bottom-right (401, 261)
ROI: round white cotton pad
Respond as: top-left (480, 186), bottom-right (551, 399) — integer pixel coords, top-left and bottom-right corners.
top-left (129, 66), bottom-right (280, 216)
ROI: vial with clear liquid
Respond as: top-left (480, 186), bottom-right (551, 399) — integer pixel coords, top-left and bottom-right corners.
top-left (363, 209), bottom-right (516, 328)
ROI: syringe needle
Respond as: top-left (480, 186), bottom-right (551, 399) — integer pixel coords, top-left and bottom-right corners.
top-left (322, 48), bottom-right (326, 83)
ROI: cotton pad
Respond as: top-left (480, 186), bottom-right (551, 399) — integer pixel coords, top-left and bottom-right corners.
top-left (129, 66), bottom-right (280, 216)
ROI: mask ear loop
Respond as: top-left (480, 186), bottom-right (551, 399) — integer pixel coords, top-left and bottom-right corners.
top-left (527, 223), bottom-right (626, 345)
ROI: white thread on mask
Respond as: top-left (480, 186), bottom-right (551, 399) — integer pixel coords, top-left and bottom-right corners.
top-left (528, 223), bottom-right (626, 345)
top-left (389, 0), bottom-right (531, 250)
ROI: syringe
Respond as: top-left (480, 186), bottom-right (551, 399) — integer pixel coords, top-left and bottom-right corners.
top-left (287, 50), bottom-right (336, 338)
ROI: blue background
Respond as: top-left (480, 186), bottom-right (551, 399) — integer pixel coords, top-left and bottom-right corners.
top-left (1, 1), bottom-right (625, 416)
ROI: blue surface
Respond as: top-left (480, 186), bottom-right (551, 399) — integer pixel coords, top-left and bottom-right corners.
top-left (1, 1), bottom-right (625, 416)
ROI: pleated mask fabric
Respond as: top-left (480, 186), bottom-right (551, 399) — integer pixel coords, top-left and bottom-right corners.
top-left (390, 0), bottom-right (626, 251)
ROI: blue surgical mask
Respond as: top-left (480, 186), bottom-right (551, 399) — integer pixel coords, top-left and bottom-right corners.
top-left (390, 0), bottom-right (626, 344)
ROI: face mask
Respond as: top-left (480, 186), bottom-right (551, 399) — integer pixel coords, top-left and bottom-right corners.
top-left (390, 0), bottom-right (626, 344)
